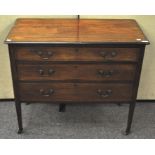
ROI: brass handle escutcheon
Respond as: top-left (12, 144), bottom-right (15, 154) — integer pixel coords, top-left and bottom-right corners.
top-left (41, 51), bottom-right (53, 60)
top-left (39, 69), bottom-right (44, 75)
top-left (97, 89), bottom-right (112, 98)
top-left (98, 70), bottom-right (114, 77)
top-left (40, 89), bottom-right (54, 97)
top-left (100, 51), bottom-right (108, 58)
top-left (100, 51), bottom-right (117, 58)
top-left (30, 49), bottom-right (53, 60)
top-left (48, 69), bottom-right (55, 75)
top-left (38, 68), bottom-right (55, 76)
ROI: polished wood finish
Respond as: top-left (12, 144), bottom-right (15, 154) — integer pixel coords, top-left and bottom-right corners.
top-left (15, 46), bottom-right (141, 62)
top-left (17, 63), bottom-right (136, 82)
top-left (18, 83), bottom-right (133, 102)
top-left (5, 19), bottom-right (149, 134)
top-left (5, 19), bottom-right (149, 44)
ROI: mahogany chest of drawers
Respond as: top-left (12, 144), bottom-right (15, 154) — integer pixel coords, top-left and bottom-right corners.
top-left (5, 18), bottom-right (149, 135)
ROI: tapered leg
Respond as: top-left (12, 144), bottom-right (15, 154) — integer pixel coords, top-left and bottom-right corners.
top-left (123, 102), bottom-right (136, 135)
top-left (59, 104), bottom-right (66, 112)
top-left (15, 101), bottom-right (23, 134)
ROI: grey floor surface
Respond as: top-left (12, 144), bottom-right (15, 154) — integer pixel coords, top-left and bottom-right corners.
top-left (0, 101), bottom-right (154, 139)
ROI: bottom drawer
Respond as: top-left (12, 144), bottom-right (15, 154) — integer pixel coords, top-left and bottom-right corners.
top-left (18, 83), bottom-right (133, 102)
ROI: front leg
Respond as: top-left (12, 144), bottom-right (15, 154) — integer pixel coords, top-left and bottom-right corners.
top-left (123, 102), bottom-right (136, 135)
top-left (15, 101), bottom-right (23, 134)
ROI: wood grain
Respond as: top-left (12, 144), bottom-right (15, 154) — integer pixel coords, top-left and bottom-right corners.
top-left (5, 19), bottom-right (149, 44)
top-left (15, 46), bottom-right (141, 62)
top-left (18, 83), bottom-right (133, 102)
top-left (17, 63), bottom-right (136, 82)
top-left (6, 19), bottom-right (149, 134)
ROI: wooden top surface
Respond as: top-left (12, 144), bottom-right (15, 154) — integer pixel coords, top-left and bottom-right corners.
top-left (5, 18), bottom-right (149, 44)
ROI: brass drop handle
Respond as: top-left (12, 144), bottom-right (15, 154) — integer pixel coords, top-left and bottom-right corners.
top-left (39, 69), bottom-right (44, 75)
top-left (100, 51), bottom-right (117, 58)
top-left (98, 70), bottom-right (114, 77)
top-left (40, 89), bottom-right (54, 97)
top-left (97, 89), bottom-right (112, 98)
top-left (36, 51), bottom-right (53, 60)
top-left (42, 51), bottom-right (53, 60)
top-left (100, 51), bottom-right (108, 58)
top-left (98, 70), bottom-right (104, 75)
top-left (39, 68), bottom-right (55, 76)
top-left (48, 69), bottom-right (55, 75)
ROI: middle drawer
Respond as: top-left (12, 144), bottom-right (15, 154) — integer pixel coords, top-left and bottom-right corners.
top-left (17, 63), bottom-right (136, 81)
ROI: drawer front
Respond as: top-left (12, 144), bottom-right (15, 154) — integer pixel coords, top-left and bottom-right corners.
top-left (18, 83), bottom-right (133, 102)
top-left (15, 46), bottom-right (140, 62)
top-left (17, 64), bottom-right (136, 81)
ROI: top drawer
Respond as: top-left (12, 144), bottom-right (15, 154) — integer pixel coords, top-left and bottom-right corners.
top-left (14, 46), bottom-right (140, 62)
